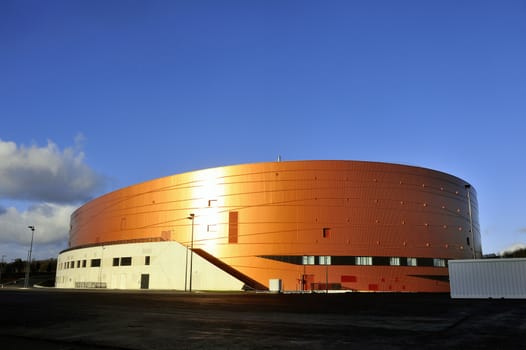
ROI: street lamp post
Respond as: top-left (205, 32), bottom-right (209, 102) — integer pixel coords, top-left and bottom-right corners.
top-left (0, 255), bottom-right (6, 286)
top-left (24, 226), bottom-right (35, 288)
top-left (465, 184), bottom-right (475, 259)
top-left (187, 213), bottom-right (195, 292)
top-left (184, 238), bottom-right (188, 292)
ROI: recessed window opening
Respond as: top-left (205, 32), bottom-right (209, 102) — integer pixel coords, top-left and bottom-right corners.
top-left (433, 258), bottom-right (446, 267)
top-left (228, 211), bottom-right (238, 244)
top-left (319, 256), bottom-right (331, 265)
top-left (356, 256), bottom-right (372, 265)
top-left (389, 257), bottom-right (400, 266)
top-left (120, 257), bottom-right (132, 266)
top-left (302, 256), bottom-right (315, 265)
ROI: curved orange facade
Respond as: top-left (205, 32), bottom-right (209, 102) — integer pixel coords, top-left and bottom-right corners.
top-left (68, 160), bottom-right (481, 292)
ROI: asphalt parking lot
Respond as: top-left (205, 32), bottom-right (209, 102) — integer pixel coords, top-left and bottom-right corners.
top-left (0, 288), bottom-right (525, 349)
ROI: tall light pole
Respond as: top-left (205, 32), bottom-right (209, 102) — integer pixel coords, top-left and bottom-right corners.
top-left (24, 226), bottom-right (35, 288)
top-left (0, 255), bottom-right (6, 286)
top-left (465, 184), bottom-right (475, 259)
top-left (187, 213), bottom-right (195, 292)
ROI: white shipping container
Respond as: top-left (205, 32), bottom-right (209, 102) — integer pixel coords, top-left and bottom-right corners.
top-left (449, 258), bottom-right (526, 299)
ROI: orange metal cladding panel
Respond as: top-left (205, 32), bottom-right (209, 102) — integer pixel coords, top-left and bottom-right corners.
top-left (68, 160), bottom-right (481, 292)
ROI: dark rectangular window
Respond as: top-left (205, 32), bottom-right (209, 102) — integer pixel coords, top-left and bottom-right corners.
top-left (331, 256), bottom-right (356, 265)
top-left (145, 256), bottom-right (150, 265)
top-left (322, 227), bottom-right (330, 238)
top-left (229, 211), bottom-right (238, 244)
top-left (77, 260), bottom-right (80, 268)
top-left (120, 257), bottom-right (132, 266)
top-left (113, 257), bottom-right (120, 266)
top-left (82, 260), bottom-right (87, 268)
top-left (417, 258), bottom-right (434, 267)
top-left (91, 259), bottom-right (101, 267)
top-left (372, 257), bottom-right (391, 266)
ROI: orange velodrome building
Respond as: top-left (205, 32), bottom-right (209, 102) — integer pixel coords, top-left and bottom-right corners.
top-left (56, 160), bottom-right (481, 292)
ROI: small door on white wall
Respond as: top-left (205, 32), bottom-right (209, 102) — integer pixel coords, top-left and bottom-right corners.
top-left (141, 274), bottom-right (150, 289)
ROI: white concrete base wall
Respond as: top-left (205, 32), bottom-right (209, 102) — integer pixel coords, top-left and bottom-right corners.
top-left (56, 241), bottom-right (245, 291)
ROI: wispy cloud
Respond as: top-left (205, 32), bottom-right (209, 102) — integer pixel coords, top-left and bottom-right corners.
top-left (0, 137), bottom-right (106, 203)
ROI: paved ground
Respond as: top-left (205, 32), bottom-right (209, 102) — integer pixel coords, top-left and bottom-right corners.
top-left (0, 288), bottom-right (525, 349)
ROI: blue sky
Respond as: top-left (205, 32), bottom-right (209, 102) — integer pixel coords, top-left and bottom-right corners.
top-left (1, 0), bottom-right (525, 261)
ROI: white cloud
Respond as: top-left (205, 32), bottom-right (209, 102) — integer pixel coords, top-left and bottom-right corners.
top-left (0, 136), bottom-right (107, 260)
top-left (0, 137), bottom-right (106, 203)
top-left (0, 203), bottom-right (75, 260)
top-left (0, 203), bottom-right (74, 244)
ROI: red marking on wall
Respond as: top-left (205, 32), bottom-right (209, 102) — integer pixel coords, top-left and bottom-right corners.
top-left (341, 275), bottom-right (357, 283)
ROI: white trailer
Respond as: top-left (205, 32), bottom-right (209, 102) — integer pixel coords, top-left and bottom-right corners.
top-left (449, 258), bottom-right (526, 299)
